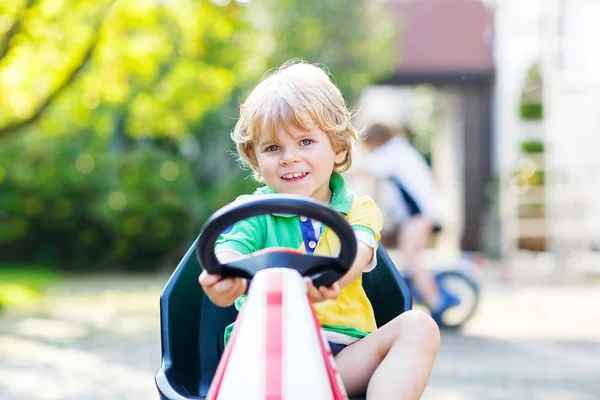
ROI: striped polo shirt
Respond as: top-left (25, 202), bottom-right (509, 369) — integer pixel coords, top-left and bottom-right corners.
top-left (216, 172), bottom-right (383, 345)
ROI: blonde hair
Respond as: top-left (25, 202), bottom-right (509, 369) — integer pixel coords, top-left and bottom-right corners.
top-left (231, 59), bottom-right (358, 181)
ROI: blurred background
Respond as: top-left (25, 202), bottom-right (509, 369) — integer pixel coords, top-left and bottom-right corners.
top-left (1, 0), bottom-right (599, 399)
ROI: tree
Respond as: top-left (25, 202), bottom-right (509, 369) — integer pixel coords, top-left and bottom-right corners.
top-left (0, 0), bottom-right (114, 138)
top-left (246, 0), bottom-right (396, 104)
top-left (0, 0), bottom-right (257, 140)
top-left (0, 0), bottom-right (398, 270)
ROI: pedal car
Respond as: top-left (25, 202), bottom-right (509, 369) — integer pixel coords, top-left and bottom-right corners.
top-left (155, 194), bottom-right (413, 400)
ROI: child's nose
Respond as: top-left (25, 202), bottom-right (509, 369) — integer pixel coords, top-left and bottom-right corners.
top-left (280, 148), bottom-right (300, 165)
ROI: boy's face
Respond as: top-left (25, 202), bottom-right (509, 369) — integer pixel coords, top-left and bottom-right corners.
top-left (254, 119), bottom-right (346, 203)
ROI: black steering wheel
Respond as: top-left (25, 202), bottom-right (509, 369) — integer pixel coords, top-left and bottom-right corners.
top-left (195, 194), bottom-right (357, 287)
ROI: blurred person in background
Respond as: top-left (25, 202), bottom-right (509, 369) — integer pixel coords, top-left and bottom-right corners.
top-left (362, 123), bottom-right (459, 324)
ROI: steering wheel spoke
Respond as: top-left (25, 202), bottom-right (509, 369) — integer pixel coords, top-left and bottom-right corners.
top-left (222, 252), bottom-right (342, 279)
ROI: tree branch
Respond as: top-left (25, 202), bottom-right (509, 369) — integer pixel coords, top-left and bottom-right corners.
top-left (0, 41), bottom-right (97, 139)
top-left (0, 1), bottom-right (117, 140)
top-left (0, 0), bottom-right (37, 62)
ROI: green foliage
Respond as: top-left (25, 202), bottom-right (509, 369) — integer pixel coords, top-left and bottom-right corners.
top-left (533, 170), bottom-right (545, 186)
top-left (0, 134), bottom-right (203, 271)
top-left (519, 103), bottom-right (543, 121)
top-left (1, 0), bottom-right (395, 144)
top-left (93, 145), bottom-right (202, 270)
top-left (0, 265), bottom-right (56, 310)
top-left (520, 139), bottom-right (544, 153)
top-left (0, 0), bottom-right (256, 139)
top-left (0, 0), bottom-right (397, 271)
top-left (513, 168), bottom-right (545, 187)
top-left (0, 265), bottom-right (56, 290)
top-left (519, 62), bottom-right (543, 120)
top-left (246, 0), bottom-right (396, 104)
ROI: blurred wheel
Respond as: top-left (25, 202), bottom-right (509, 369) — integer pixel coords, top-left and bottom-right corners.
top-left (435, 270), bottom-right (480, 329)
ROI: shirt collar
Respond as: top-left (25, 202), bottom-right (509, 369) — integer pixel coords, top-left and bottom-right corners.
top-left (254, 172), bottom-right (354, 217)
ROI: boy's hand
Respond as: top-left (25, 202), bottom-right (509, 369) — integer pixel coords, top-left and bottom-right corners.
top-left (199, 270), bottom-right (247, 307)
top-left (304, 278), bottom-right (340, 303)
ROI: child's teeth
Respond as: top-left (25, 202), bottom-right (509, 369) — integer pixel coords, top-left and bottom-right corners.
top-left (284, 173), bottom-right (305, 179)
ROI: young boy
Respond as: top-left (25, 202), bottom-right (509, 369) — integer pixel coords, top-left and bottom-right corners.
top-left (362, 123), bottom-right (459, 323)
top-left (199, 60), bottom-right (440, 400)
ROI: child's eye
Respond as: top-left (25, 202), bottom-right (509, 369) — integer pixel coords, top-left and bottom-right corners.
top-left (300, 139), bottom-right (313, 146)
top-left (265, 145), bottom-right (279, 152)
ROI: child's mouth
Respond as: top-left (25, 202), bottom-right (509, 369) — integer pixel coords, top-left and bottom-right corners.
top-left (281, 172), bottom-right (309, 182)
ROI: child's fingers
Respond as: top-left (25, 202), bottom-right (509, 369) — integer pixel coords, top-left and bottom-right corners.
top-left (199, 270), bottom-right (222, 287)
top-left (306, 284), bottom-right (319, 298)
top-left (319, 282), bottom-right (340, 299)
top-left (304, 278), bottom-right (323, 302)
top-left (229, 277), bottom-right (247, 298)
top-left (214, 277), bottom-right (233, 293)
top-left (305, 278), bottom-right (320, 293)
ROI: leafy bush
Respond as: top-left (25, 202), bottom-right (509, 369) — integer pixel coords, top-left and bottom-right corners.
top-left (93, 145), bottom-right (202, 270)
top-left (0, 135), bottom-right (111, 267)
top-left (0, 134), bottom-right (204, 271)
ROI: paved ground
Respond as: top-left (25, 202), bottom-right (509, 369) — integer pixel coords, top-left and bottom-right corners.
top-left (1, 272), bottom-right (599, 400)
top-left (424, 281), bottom-right (600, 400)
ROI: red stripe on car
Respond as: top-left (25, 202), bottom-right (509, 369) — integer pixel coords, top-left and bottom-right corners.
top-left (306, 296), bottom-right (348, 399)
top-left (265, 271), bottom-right (284, 399)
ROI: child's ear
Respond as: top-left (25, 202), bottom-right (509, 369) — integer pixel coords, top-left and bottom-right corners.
top-left (248, 146), bottom-right (256, 161)
top-left (334, 149), bottom-right (347, 164)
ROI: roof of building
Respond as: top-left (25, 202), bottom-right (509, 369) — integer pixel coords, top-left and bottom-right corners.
top-left (386, 0), bottom-right (495, 84)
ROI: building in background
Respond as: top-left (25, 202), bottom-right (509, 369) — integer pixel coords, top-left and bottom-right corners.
top-left (351, 0), bottom-right (494, 255)
top-left (492, 0), bottom-right (547, 261)
top-left (356, 0), bottom-right (600, 277)
top-left (494, 0), bottom-right (600, 275)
